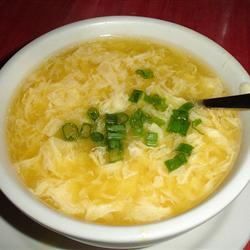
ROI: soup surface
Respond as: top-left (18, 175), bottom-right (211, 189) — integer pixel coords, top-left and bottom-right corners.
top-left (7, 37), bottom-right (240, 225)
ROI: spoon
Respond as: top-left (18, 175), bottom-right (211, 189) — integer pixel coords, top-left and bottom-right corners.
top-left (201, 93), bottom-right (250, 109)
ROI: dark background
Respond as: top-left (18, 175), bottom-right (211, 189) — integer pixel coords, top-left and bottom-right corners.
top-left (0, 0), bottom-right (249, 73)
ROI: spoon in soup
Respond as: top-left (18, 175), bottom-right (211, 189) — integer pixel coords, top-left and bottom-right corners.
top-left (201, 93), bottom-right (250, 109)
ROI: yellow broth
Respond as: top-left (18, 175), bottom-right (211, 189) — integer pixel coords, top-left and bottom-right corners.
top-left (7, 37), bottom-right (241, 225)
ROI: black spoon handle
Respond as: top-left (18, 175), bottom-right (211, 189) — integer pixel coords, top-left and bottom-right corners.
top-left (201, 94), bottom-right (250, 109)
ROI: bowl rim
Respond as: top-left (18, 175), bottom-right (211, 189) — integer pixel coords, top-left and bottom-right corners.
top-left (0, 16), bottom-right (249, 245)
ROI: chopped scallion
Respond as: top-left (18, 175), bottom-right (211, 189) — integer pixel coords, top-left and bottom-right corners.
top-left (79, 123), bottom-right (92, 138)
top-left (129, 109), bottom-right (145, 136)
top-left (178, 102), bottom-right (194, 112)
top-left (87, 107), bottom-right (99, 121)
top-left (141, 111), bottom-right (152, 124)
top-left (135, 69), bottom-right (154, 79)
top-left (165, 153), bottom-right (187, 172)
top-left (167, 102), bottom-right (194, 136)
top-left (62, 123), bottom-right (79, 141)
top-left (108, 149), bottom-right (123, 163)
top-left (144, 132), bottom-right (158, 147)
top-left (167, 112), bottom-right (190, 136)
top-left (117, 112), bottom-right (129, 124)
top-left (90, 132), bottom-right (104, 142)
top-left (152, 115), bottom-right (165, 127)
top-left (144, 93), bottom-right (167, 111)
top-left (129, 89), bottom-right (143, 103)
top-left (106, 124), bottom-right (126, 133)
top-left (172, 109), bottom-right (189, 120)
top-left (105, 113), bottom-right (118, 125)
top-left (192, 119), bottom-right (202, 127)
top-left (132, 127), bottom-right (144, 136)
top-left (191, 118), bottom-right (203, 134)
top-left (176, 143), bottom-right (193, 156)
top-left (107, 132), bottom-right (125, 140)
top-left (107, 139), bottom-right (123, 151)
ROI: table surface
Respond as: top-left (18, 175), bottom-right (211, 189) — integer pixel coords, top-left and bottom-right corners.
top-left (0, 0), bottom-right (249, 249)
top-left (0, 0), bottom-right (249, 74)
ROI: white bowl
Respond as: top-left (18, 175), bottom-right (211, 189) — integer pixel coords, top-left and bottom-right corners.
top-left (0, 16), bottom-right (249, 249)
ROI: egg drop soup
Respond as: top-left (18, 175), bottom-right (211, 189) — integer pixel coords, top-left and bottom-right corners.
top-left (7, 37), bottom-right (241, 225)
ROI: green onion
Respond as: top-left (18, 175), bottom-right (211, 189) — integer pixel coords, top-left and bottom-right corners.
top-left (144, 132), bottom-right (158, 147)
top-left (129, 109), bottom-right (154, 135)
top-left (167, 111), bottom-right (190, 136)
top-left (165, 142), bottom-right (194, 172)
top-left (165, 153), bottom-right (187, 172)
top-left (144, 94), bottom-right (167, 111)
top-left (176, 143), bottom-right (193, 156)
top-left (141, 110), bottom-right (151, 122)
top-left (129, 109), bottom-right (144, 126)
top-left (87, 107), bottom-right (99, 121)
top-left (192, 118), bottom-right (203, 134)
top-left (129, 89), bottom-right (143, 103)
top-left (135, 69), bottom-right (154, 79)
top-left (107, 132), bottom-right (125, 140)
top-left (117, 112), bottom-right (129, 124)
top-left (129, 109), bottom-right (146, 136)
top-left (62, 123), bottom-right (79, 141)
top-left (108, 149), bottom-right (123, 163)
top-left (79, 123), bottom-right (92, 138)
top-left (173, 109), bottom-right (189, 120)
top-left (107, 139), bottom-right (123, 150)
top-left (178, 102), bottom-right (194, 112)
top-left (151, 115), bottom-right (165, 127)
top-left (167, 102), bottom-right (194, 136)
top-left (90, 132), bottom-right (104, 142)
top-left (192, 119), bottom-right (202, 127)
top-left (138, 112), bottom-right (165, 127)
top-left (105, 113), bottom-right (118, 125)
top-left (132, 127), bottom-right (144, 136)
top-left (106, 124), bottom-right (126, 133)
top-left (141, 111), bottom-right (152, 124)
top-left (104, 112), bottom-right (127, 162)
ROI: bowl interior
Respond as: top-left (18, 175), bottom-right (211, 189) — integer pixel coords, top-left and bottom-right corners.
top-left (0, 17), bottom-right (249, 247)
